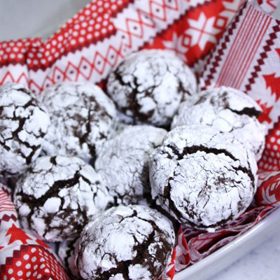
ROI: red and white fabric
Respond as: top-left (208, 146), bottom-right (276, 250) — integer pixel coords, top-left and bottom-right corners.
top-left (0, 0), bottom-right (279, 279)
top-left (0, 185), bottom-right (69, 280)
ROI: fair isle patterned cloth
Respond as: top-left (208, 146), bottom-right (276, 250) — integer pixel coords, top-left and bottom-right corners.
top-left (0, 0), bottom-right (279, 279)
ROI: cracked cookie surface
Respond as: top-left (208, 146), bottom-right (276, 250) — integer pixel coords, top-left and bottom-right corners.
top-left (40, 82), bottom-right (116, 162)
top-left (0, 83), bottom-right (50, 177)
top-left (14, 155), bottom-right (112, 242)
top-left (95, 125), bottom-right (167, 205)
top-left (172, 86), bottom-right (265, 159)
top-left (150, 125), bottom-right (257, 229)
top-left (76, 205), bottom-right (175, 280)
top-left (107, 50), bottom-right (197, 127)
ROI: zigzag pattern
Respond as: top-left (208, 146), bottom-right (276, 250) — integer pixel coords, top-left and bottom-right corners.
top-left (24, 0), bottom-right (207, 93)
top-left (200, 1), bottom-right (247, 90)
top-left (244, 23), bottom-right (280, 93)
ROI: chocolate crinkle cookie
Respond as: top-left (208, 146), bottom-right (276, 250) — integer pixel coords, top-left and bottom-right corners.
top-left (107, 50), bottom-right (197, 127)
top-left (0, 83), bottom-right (50, 178)
top-left (95, 125), bottom-right (167, 205)
top-left (76, 205), bottom-right (175, 280)
top-left (172, 86), bottom-right (265, 159)
top-left (150, 125), bottom-right (258, 230)
top-left (14, 155), bottom-right (112, 242)
top-left (40, 82), bottom-right (116, 162)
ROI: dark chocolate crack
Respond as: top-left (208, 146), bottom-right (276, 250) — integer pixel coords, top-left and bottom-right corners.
top-left (83, 209), bottom-right (173, 280)
top-left (165, 144), bottom-right (238, 162)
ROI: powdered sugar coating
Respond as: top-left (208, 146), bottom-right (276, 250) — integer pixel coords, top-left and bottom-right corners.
top-left (107, 50), bottom-right (197, 127)
top-left (150, 125), bottom-right (258, 229)
top-left (40, 82), bottom-right (116, 162)
top-left (172, 86), bottom-right (265, 159)
top-left (14, 156), bottom-right (112, 242)
top-left (95, 125), bottom-right (167, 205)
top-left (0, 83), bottom-right (50, 177)
top-left (76, 205), bottom-right (175, 280)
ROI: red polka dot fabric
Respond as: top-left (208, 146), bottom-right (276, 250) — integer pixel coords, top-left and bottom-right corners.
top-left (0, 185), bottom-right (69, 280)
top-left (0, 0), bottom-right (279, 279)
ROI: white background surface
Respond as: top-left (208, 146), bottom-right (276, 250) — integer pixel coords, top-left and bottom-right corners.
top-left (0, 1), bottom-right (280, 280)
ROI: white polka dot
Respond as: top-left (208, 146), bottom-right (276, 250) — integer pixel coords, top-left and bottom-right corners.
top-left (6, 47), bottom-right (11, 52)
top-left (8, 269), bottom-right (13, 274)
top-left (273, 145), bottom-right (278, 151)
top-left (3, 54), bottom-right (8, 60)
top-left (95, 23), bottom-right (101, 29)
top-left (71, 39), bottom-right (76, 45)
top-left (3, 276), bottom-right (7, 280)
top-left (11, 277), bottom-right (15, 280)
top-left (17, 271), bottom-right (23, 276)
top-left (58, 35), bottom-right (63, 41)
top-left (88, 26), bottom-right (93, 32)
top-left (16, 261), bottom-right (22, 267)
top-left (41, 59), bottom-right (47, 64)
top-left (44, 268), bottom-right (50, 273)
top-left (13, 47), bottom-right (19, 52)
top-left (31, 256), bottom-right (37, 262)
top-left (81, 29), bottom-right (86, 35)
top-left (94, 31), bottom-right (100, 37)
top-left (101, 28), bottom-right (107, 34)
top-left (26, 271), bottom-right (31, 277)
top-left (79, 37), bottom-right (85, 43)
top-left (89, 19), bottom-right (95, 25)
top-left (40, 258), bottom-right (45, 263)
top-left (81, 22), bottom-right (87, 28)
top-left (85, 9), bottom-right (90, 15)
top-left (10, 53), bottom-right (15, 59)
top-left (79, 15), bottom-right (85, 21)
top-left (271, 137), bottom-right (276, 143)
top-left (109, 25), bottom-right (114, 31)
top-left (97, 17), bottom-right (102, 22)
top-left (37, 274), bottom-right (42, 279)
top-left (74, 24), bottom-right (80, 30)
top-left (33, 271), bottom-right (38, 277)
top-left (87, 34), bottom-right (93, 40)
top-left (33, 60), bottom-right (39, 65)
top-left (25, 263), bottom-right (31, 269)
